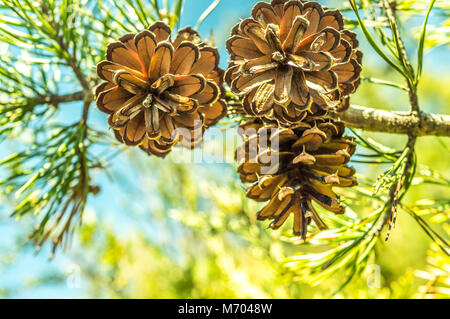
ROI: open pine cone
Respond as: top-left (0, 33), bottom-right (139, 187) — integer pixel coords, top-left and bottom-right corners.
top-left (236, 117), bottom-right (357, 238)
top-left (225, 0), bottom-right (362, 125)
top-left (96, 22), bottom-right (227, 157)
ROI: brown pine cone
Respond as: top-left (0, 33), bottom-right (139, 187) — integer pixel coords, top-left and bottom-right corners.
top-left (236, 117), bottom-right (357, 238)
top-left (96, 22), bottom-right (227, 157)
top-left (225, 0), bottom-right (362, 125)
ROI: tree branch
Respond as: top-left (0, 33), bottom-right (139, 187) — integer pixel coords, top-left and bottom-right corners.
top-left (21, 91), bottom-right (87, 107)
top-left (52, 91), bottom-right (450, 138)
top-left (331, 105), bottom-right (450, 137)
top-left (49, 91), bottom-right (86, 104)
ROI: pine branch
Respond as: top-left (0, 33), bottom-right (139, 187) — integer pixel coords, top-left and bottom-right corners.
top-left (370, 0), bottom-right (426, 240)
top-left (31, 91), bottom-right (87, 106)
top-left (331, 105), bottom-right (450, 137)
top-left (51, 88), bottom-right (450, 137)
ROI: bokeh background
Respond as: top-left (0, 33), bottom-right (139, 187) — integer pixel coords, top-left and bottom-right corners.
top-left (0, 0), bottom-right (448, 298)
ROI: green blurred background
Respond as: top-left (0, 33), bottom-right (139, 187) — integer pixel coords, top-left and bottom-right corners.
top-left (0, 0), bottom-right (448, 298)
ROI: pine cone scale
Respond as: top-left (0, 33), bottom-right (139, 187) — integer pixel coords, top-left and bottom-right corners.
top-left (170, 42), bottom-right (199, 75)
top-left (148, 22), bottom-right (171, 42)
top-left (135, 31), bottom-right (157, 75)
top-left (226, 0), bottom-right (362, 125)
top-left (281, 15), bottom-right (309, 53)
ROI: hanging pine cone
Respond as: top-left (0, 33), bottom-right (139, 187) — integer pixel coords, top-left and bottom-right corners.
top-left (96, 22), bottom-right (227, 157)
top-left (225, 0), bottom-right (362, 125)
top-left (236, 117), bottom-right (357, 238)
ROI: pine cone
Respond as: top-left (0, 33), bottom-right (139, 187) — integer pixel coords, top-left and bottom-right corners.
top-left (96, 22), bottom-right (227, 157)
top-left (225, 0), bottom-right (362, 125)
top-left (236, 117), bottom-right (357, 238)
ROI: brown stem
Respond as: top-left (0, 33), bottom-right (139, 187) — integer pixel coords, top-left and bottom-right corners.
top-left (43, 7), bottom-right (93, 115)
top-left (382, 0), bottom-right (416, 86)
top-left (330, 105), bottom-right (450, 137)
top-left (39, 91), bottom-right (450, 138)
top-left (26, 91), bottom-right (86, 107)
top-left (81, 99), bottom-right (92, 125)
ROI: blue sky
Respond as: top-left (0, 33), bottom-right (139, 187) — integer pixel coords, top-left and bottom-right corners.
top-left (180, 0), bottom-right (256, 68)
